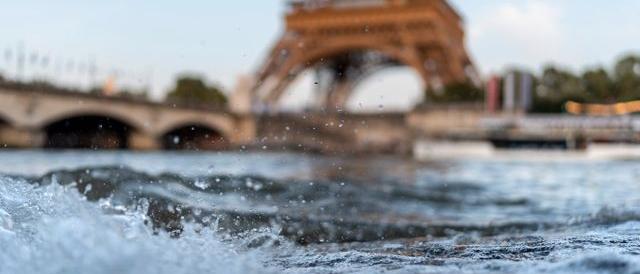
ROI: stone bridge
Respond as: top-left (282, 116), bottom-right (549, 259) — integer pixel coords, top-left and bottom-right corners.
top-left (0, 87), bottom-right (408, 153)
top-left (0, 87), bottom-right (255, 150)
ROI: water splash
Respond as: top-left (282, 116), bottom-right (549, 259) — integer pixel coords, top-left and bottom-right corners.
top-left (1, 154), bottom-right (640, 273)
top-left (0, 176), bottom-right (272, 274)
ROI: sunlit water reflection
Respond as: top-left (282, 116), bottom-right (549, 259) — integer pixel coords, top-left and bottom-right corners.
top-left (0, 150), bottom-right (639, 274)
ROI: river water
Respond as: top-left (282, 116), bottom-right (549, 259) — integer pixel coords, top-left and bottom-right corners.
top-left (1, 150), bottom-right (639, 274)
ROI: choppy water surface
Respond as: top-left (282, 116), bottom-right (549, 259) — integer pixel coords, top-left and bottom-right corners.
top-left (1, 151), bottom-right (640, 274)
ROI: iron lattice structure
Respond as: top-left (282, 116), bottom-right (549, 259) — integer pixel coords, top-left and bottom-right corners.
top-left (251, 0), bottom-right (477, 111)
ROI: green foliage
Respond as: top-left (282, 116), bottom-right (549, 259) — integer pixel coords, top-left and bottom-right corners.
top-left (422, 54), bottom-right (640, 113)
top-left (539, 66), bottom-right (583, 99)
top-left (527, 54), bottom-right (640, 113)
top-left (425, 81), bottom-right (484, 103)
top-left (165, 76), bottom-right (227, 107)
top-left (581, 68), bottom-right (614, 101)
top-left (532, 66), bottom-right (583, 113)
top-left (612, 55), bottom-right (640, 101)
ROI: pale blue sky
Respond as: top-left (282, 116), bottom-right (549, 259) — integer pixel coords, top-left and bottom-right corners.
top-left (1, 0), bottom-right (639, 110)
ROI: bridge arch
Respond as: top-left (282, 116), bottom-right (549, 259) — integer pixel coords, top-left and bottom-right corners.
top-left (0, 114), bottom-right (10, 126)
top-left (34, 107), bottom-right (149, 133)
top-left (154, 114), bottom-right (235, 140)
top-left (0, 115), bottom-right (14, 149)
top-left (161, 123), bottom-right (228, 151)
top-left (42, 114), bottom-right (139, 149)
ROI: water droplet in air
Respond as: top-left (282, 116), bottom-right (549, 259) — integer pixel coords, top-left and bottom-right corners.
top-left (84, 184), bottom-right (92, 194)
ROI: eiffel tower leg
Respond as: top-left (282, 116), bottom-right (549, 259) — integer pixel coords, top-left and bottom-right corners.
top-left (254, 48), bottom-right (306, 111)
top-left (312, 68), bottom-right (336, 110)
top-left (325, 79), bottom-right (353, 112)
top-left (402, 47), bottom-right (433, 91)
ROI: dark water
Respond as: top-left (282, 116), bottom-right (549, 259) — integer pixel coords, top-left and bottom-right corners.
top-left (1, 151), bottom-right (639, 274)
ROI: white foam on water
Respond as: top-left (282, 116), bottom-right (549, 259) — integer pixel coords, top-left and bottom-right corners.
top-left (532, 252), bottom-right (640, 274)
top-left (0, 176), bottom-right (272, 274)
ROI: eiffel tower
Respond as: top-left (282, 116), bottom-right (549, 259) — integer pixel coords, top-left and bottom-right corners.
top-left (247, 0), bottom-right (477, 112)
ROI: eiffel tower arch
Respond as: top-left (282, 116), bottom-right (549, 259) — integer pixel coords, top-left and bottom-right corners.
top-left (249, 0), bottom-right (477, 112)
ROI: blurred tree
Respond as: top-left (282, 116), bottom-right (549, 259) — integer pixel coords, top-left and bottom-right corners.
top-left (425, 81), bottom-right (484, 103)
top-left (612, 55), bottom-right (640, 101)
top-left (539, 66), bottom-right (583, 97)
top-left (581, 67), bottom-right (615, 102)
top-left (531, 66), bottom-right (585, 113)
top-left (166, 76), bottom-right (227, 107)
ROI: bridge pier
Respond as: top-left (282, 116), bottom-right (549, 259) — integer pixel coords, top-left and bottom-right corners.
top-left (129, 132), bottom-right (161, 151)
top-left (229, 115), bottom-right (257, 146)
top-left (0, 127), bottom-right (45, 148)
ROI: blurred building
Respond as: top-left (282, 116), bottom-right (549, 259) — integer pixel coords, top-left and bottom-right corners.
top-left (485, 71), bottom-right (534, 114)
